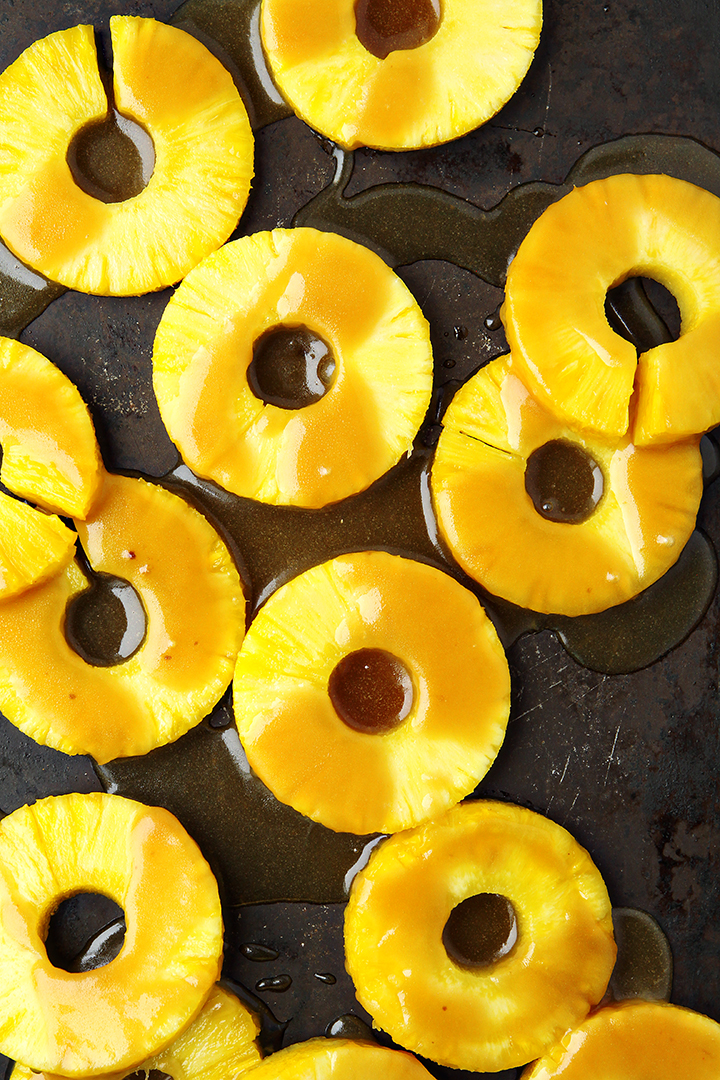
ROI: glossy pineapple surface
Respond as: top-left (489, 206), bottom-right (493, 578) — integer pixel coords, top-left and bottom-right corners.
top-left (236, 1037), bottom-right (432, 1077)
top-left (0, 492), bottom-right (76, 600)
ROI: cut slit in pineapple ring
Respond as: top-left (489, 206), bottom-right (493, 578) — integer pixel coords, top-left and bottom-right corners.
top-left (501, 172), bottom-right (720, 444)
top-left (152, 228), bottom-right (434, 508)
top-left (237, 1037), bottom-right (432, 1078)
top-left (0, 472), bottom-right (246, 763)
top-left (233, 550), bottom-right (511, 835)
top-left (430, 353), bottom-right (703, 616)
top-left (344, 800), bottom-right (617, 1073)
top-left (0, 793), bottom-right (223, 1077)
top-left (260, 0), bottom-right (542, 150)
top-left (0, 18), bottom-right (253, 295)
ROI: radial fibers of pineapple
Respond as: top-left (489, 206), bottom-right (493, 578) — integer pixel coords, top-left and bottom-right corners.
top-left (344, 799), bottom-right (617, 1073)
top-left (231, 1037), bottom-right (432, 1078)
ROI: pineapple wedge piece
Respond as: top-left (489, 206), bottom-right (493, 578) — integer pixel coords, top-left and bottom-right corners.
top-left (0, 491), bottom-right (75, 599)
top-left (231, 1037), bottom-right (432, 1077)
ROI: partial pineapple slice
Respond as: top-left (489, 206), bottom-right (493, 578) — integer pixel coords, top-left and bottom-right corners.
top-left (0, 472), bottom-right (245, 763)
top-left (234, 550), bottom-right (510, 834)
top-left (344, 800), bottom-right (616, 1073)
top-left (0, 491), bottom-right (76, 599)
top-left (153, 228), bottom-right (433, 507)
top-left (521, 1000), bottom-right (720, 1079)
top-left (261, 0), bottom-right (542, 150)
top-left (233, 1037), bottom-right (432, 1077)
top-left (0, 18), bottom-right (253, 295)
top-left (502, 173), bottom-right (720, 443)
top-left (0, 792), bottom-right (223, 1077)
top-left (430, 354), bottom-right (703, 615)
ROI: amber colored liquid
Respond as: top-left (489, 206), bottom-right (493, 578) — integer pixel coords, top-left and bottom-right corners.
top-left (67, 110), bottom-right (154, 204)
top-left (442, 893), bottom-right (518, 969)
top-left (64, 571), bottom-right (146, 667)
top-left (525, 439), bottom-right (604, 524)
top-left (248, 324), bottom-right (336, 409)
top-left (328, 647), bottom-right (413, 734)
top-left (355, 0), bottom-right (442, 59)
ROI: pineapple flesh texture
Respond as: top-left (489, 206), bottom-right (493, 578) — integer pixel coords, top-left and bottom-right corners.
top-left (261, 0), bottom-right (542, 150)
top-left (0, 18), bottom-right (253, 295)
top-left (521, 1000), bottom-right (720, 1079)
top-left (0, 472), bottom-right (245, 763)
top-left (234, 550), bottom-right (511, 835)
top-left (344, 800), bottom-right (616, 1073)
top-left (430, 353), bottom-right (703, 615)
top-left (152, 228), bottom-right (433, 508)
top-left (502, 173), bottom-right (720, 444)
top-left (234, 1037), bottom-right (433, 1078)
top-left (0, 793), bottom-right (223, 1077)
top-left (0, 492), bottom-right (76, 599)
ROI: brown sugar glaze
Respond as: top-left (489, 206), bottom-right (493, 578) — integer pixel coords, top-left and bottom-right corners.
top-left (354, 0), bottom-right (442, 60)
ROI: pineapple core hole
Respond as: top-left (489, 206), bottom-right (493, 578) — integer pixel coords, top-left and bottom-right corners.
top-left (45, 892), bottom-right (125, 972)
top-left (525, 439), bottom-right (604, 525)
top-left (249, 324), bottom-right (337, 409)
top-left (328, 647), bottom-right (414, 734)
top-left (355, 0), bottom-right (442, 59)
top-left (605, 276), bottom-right (681, 355)
top-left (65, 573), bottom-right (146, 667)
top-left (443, 893), bottom-right (518, 970)
top-left (67, 109), bottom-right (155, 204)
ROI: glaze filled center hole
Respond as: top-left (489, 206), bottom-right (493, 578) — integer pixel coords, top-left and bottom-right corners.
top-left (355, 0), bottom-right (442, 59)
top-left (525, 439), bottom-right (604, 524)
top-left (45, 892), bottom-right (126, 972)
top-left (65, 573), bottom-right (146, 667)
top-left (248, 324), bottom-right (336, 409)
top-left (67, 110), bottom-right (155, 203)
top-left (443, 893), bottom-right (518, 969)
top-left (605, 276), bottom-right (681, 354)
top-left (328, 647), bottom-right (413, 734)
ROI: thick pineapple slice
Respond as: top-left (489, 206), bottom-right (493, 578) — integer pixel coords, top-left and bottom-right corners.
top-left (0, 793), bottom-right (223, 1077)
top-left (233, 1037), bottom-right (431, 1077)
top-left (521, 1000), bottom-right (720, 1079)
top-left (344, 800), bottom-right (616, 1073)
top-left (234, 550), bottom-right (510, 834)
top-left (430, 354), bottom-right (703, 615)
top-left (261, 0), bottom-right (542, 150)
top-left (153, 228), bottom-right (433, 508)
top-left (0, 491), bottom-right (76, 599)
top-left (0, 18), bottom-right (253, 295)
top-left (502, 173), bottom-right (720, 444)
top-left (0, 472), bottom-right (245, 763)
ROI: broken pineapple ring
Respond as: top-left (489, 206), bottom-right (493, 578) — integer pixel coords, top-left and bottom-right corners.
top-left (344, 799), bottom-right (617, 1073)
top-left (0, 17), bottom-right (253, 295)
top-left (260, 0), bottom-right (542, 150)
top-left (239, 1037), bottom-right (432, 1077)
top-left (431, 353), bottom-right (703, 615)
top-left (502, 172), bottom-right (720, 443)
top-left (0, 792), bottom-right (223, 1077)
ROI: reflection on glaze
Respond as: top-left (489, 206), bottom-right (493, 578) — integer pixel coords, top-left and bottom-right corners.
top-left (608, 907), bottom-right (673, 1003)
top-left (443, 893), bottom-right (518, 969)
top-left (355, 0), bottom-right (442, 60)
top-left (67, 110), bottom-right (155, 204)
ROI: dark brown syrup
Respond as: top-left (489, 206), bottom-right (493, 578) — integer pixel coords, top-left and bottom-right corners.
top-left (64, 570), bottom-right (146, 667)
top-left (355, 0), bottom-right (442, 60)
top-left (442, 893), bottom-right (518, 969)
top-left (525, 439), bottom-right (603, 524)
top-left (328, 648), bottom-right (413, 734)
top-left (608, 907), bottom-right (673, 1002)
top-left (67, 110), bottom-right (154, 204)
top-left (44, 893), bottom-right (125, 972)
top-left (248, 325), bottom-right (336, 409)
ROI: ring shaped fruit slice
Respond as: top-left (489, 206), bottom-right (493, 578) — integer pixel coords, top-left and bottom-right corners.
top-left (431, 354), bottom-right (703, 615)
top-left (235, 1037), bottom-right (432, 1078)
top-left (0, 472), bottom-right (245, 763)
top-left (0, 793), bottom-right (223, 1077)
top-left (501, 173), bottom-right (720, 444)
top-left (521, 1000), bottom-right (720, 1079)
top-left (0, 18), bottom-right (253, 295)
top-left (233, 550), bottom-right (510, 834)
top-left (260, 0), bottom-right (542, 150)
top-left (153, 228), bottom-right (433, 508)
top-left (344, 800), bottom-right (616, 1073)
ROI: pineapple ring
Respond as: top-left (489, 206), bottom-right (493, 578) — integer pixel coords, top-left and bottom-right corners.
top-left (0, 793), bottom-right (223, 1077)
top-left (521, 1000), bottom-right (720, 1078)
top-left (152, 228), bottom-right (434, 508)
top-left (0, 18), bottom-right (253, 295)
top-left (430, 353), bottom-right (703, 615)
top-left (260, 0), bottom-right (542, 150)
top-left (233, 550), bottom-right (511, 834)
top-left (0, 472), bottom-right (246, 764)
top-left (502, 173), bottom-right (720, 444)
top-left (344, 800), bottom-right (617, 1073)
top-left (236, 1037), bottom-right (432, 1077)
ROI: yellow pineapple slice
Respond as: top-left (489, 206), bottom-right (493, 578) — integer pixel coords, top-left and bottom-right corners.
top-left (0, 792), bottom-right (223, 1077)
top-left (234, 550), bottom-right (510, 834)
top-left (232, 1037), bottom-right (432, 1077)
top-left (521, 1000), bottom-right (720, 1079)
top-left (430, 353), bottom-right (703, 615)
top-left (260, 0), bottom-right (542, 150)
top-left (153, 228), bottom-right (433, 508)
top-left (0, 472), bottom-right (245, 763)
top-left (0, 491), bottom-right (76, 599)
top-left (502, 173), bottom-right (720, 443)
top-left (344, 800), bottom-right (616, 1073)
top-left (0, 18), bottom-right (253, 295)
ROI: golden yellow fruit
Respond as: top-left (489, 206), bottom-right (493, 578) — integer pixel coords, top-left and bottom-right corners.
top-left (0, 472), bottom-right (245, 763)
top-left (0, 793), bottom-right (223, 1077)
top-left (0, 18), bottom-right (253, 294)
top-left (234, 551), bottom-right (510, 834)
top-left (430, 354), bottom-right (703, 615)
top-left (153, 228), bottom-right (433, 508)
top-left (234, 1037), bottom-right (431, 1078)
top-left (261, 0), bottom-right (542, 150)
top-left (0, 492), bottom-right (76, 600)
top-left (344, 800), bottom-right (616, 1072)
top-left (521, 1000), bottom-right (720, 1079)
top-left (502, 173), bottom-right (720, 443)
